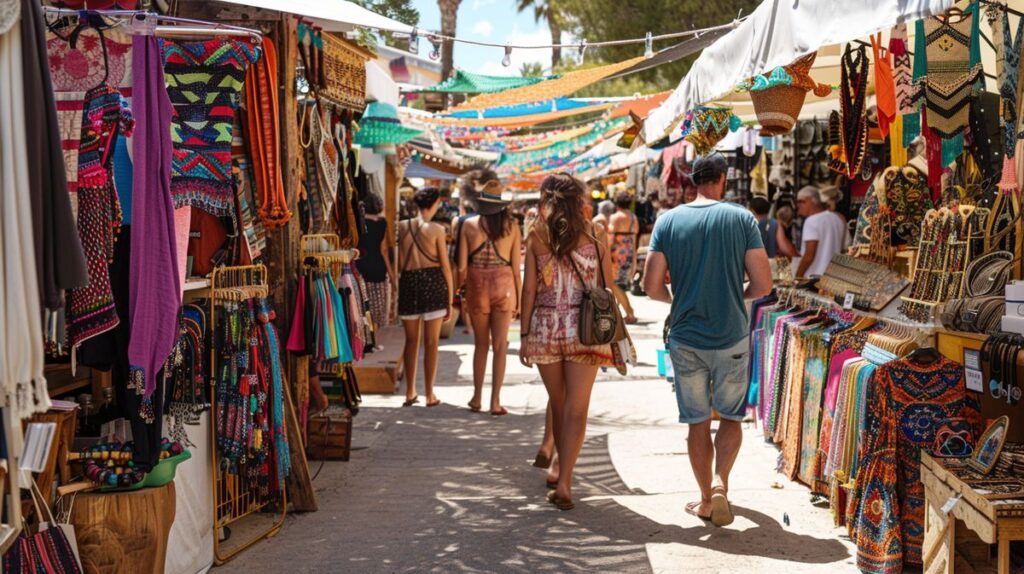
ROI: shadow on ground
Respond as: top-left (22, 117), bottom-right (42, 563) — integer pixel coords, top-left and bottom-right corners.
top-left (219, 392), bottom-right (848, 574)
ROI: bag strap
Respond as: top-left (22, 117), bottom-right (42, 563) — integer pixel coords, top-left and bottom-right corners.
top-left (566, 231), bottom-right (607, 293)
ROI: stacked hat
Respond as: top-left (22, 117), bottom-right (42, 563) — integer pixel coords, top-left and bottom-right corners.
top-left (353, 101), bottom-right (423, 155)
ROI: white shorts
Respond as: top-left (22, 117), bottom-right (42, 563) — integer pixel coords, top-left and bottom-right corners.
top-left (399, 309), bottom-right (446, 322)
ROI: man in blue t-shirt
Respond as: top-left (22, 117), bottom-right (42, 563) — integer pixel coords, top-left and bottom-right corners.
top-left (643, 154), bottom-right (772, 528)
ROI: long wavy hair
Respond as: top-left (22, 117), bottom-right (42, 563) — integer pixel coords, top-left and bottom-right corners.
top-left (538, 173), bottom-right (589, 261)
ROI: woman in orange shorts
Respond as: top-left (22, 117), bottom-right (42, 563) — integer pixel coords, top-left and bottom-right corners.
top-left (457, 174), bottom-right (521, 416)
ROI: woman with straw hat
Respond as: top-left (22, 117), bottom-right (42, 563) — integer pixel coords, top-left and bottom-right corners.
top-left (457, 170), bottom-right (521, 416)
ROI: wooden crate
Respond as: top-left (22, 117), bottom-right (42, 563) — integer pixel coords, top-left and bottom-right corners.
top-left (352, 325), bottom-right (402, 395)
top-left (306, 411), bottom-right (352, 461)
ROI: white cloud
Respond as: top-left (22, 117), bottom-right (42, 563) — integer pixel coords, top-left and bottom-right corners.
top-left (472, 19), bottom-right (493, 37)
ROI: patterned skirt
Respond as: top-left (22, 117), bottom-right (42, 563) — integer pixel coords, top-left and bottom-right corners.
top-left (365, 280), bottom-right (391, 330)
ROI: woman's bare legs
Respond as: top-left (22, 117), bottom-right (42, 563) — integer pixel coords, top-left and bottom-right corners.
top-left (422, 317), bottom-right (444, 404)
top-left (401, 319), bottom-right (421, 401)
top-left (488, 310), bottom-right (513, 413)
top-left (468, 310), bottom-right (491, 411)
top-left (610, 282), bottom-right (636, 321)
top-left (548, 361), bottom-right (599, 502)
top-left (535, 401), bottom-right (555, 464)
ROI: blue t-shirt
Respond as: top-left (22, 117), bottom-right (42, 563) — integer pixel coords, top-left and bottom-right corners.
top-left (650, 201), bottom-right (764, 350)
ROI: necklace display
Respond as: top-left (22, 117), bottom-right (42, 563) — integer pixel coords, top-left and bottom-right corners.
top-left (900, 207), bottom-right (972, 322)
top-left (70, 439), bottom-right (186, 487)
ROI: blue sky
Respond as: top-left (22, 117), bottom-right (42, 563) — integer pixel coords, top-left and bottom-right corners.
top-left (410, 0), bottom-right (558, 77)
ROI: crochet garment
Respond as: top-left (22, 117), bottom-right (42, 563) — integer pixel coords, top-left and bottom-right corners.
top-left (921, 8), bottom-right (982, 164)
top-left (162, 39), bottom-right (260, 216)
top-left (838, 44), bottom-right (869, 179)
top-left (852, 357), bottom-right (980, 574)
top-left (67, 84), bottom-right (133, 346)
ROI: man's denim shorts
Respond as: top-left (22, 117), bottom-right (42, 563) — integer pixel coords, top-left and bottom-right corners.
top-left (668, 337), bottom-right (750, 424)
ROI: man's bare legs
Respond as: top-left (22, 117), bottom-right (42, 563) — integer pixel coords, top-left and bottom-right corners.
top-left (687, 419), bottom-right (742, 523)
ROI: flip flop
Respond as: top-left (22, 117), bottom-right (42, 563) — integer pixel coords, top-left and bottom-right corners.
top-left (710, 490), bottom-right (735, 527)
top-left (685, 501), bottom-right (712, 522)
top-left (402, 396), bottom-right (419, 407)
top-left (490, 407), bottom-right (508, 416)
top-left (532, 453), bottom-right (552, 469)
top-left (545, 479), bottom-right (558, 490)
top-left (468, 402), bottom-right (482, 413)
top-left (546, 490), bottom-right (575, 511)
top-left (625, 316), bottom-right (639, 325)
top-left (426, 398), bottom-right (442, 407)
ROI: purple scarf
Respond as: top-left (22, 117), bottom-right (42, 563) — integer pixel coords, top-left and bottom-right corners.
top-left (128, 36), bottom-right (180, 416)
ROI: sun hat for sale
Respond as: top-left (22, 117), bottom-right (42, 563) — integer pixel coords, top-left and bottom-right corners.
top-left (353, 101), bottom-right (423, 152)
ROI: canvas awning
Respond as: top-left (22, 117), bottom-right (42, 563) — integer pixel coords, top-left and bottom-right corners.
top-left (216, 0), bottom-right (414, 33)
top-left (415, 69), bottom-right (553, 94)
top-left (643, 0), bottom-right (955, 142)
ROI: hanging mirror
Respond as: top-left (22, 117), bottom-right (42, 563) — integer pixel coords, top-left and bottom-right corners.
top-left (968, 416), bottom-right (1010, 476)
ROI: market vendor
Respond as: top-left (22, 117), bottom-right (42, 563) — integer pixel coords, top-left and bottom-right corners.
top-left (794, 185), bottom-right (846, 278)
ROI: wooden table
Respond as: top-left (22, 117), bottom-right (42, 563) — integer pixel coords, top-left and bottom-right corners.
top-left (921, 452), bottom-right (1024, 574)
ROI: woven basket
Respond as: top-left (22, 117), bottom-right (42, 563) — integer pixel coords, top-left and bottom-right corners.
top-left (750, 84), bottom-right (808, 136)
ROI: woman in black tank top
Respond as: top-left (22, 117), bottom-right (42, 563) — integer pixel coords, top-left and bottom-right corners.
top-left (397, 188), bottom-right (453, 407)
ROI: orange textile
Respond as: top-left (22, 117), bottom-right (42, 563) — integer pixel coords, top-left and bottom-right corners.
top-left (609, 91), bottom-right (672, 119)
top-left (872, 33), bottom-right (896, 138)
top-left (449, 57), bottom-right (646, 112)
top-left (246, 36), bottom-right (291, 228)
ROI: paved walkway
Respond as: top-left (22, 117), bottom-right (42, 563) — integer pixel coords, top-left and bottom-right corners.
top-left (219, 297), bottom-right (859, 573)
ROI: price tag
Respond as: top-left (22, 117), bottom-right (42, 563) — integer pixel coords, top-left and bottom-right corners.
top-left (965, 368), bottom-right (984, 393)
top-left (964, 349), bottom-right (981, 371)
top-left (843, 292), bottom-right (856, 310)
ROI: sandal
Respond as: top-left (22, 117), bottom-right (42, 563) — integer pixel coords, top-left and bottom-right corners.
top-left (490, 407), bottom-right (508, 416)
top-left (402, 396), bottom-right (419, 407)
top-left (532, 452), bottom-right (552, 469)
top-left (545, 479), bottom-right (558, 490)
top-left (710, 488), bottom-right (734, 527)
top-left (685, 500), bottom-right (712, 522)
top-left (546, 490), bottom-right (575, 511)
top-left (468, 401), bottom-right (482, 413)
top-left (426, 398), bottom-right (442, 407)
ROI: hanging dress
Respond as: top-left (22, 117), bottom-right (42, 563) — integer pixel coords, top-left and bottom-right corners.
top-left (67, 83), bottom-right (134, 346)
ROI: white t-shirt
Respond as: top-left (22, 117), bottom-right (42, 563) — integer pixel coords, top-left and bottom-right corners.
top-left (801, 211), bottom-right (847, 276)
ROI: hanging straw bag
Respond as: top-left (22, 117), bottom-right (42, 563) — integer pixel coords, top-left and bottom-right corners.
top-left (747, 54), bottom-right (833, 136)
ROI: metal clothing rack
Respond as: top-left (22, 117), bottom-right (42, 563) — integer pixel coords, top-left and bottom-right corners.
top-left (41, 7), bottom-right (264, 42)
top-left (208, 264), bottom-right (287, 564)
top-left (776, 286), bottom-right (938, 330)
top-left (299, 235), bottom-right (360, 383)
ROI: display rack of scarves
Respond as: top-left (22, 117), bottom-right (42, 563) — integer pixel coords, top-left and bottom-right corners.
top-left (287, 262), bottom-right (354, 369)
top-left (213, 296), bottom-right (290, 492)
top-left (165, 304), bottom-right (207, 446)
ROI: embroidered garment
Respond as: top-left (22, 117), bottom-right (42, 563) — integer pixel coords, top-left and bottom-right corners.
top-left (128, 36), bottom-right (180, 409)
top-left (852, 357), bottom-right (980, 573)
top-left (67, 84), bottom-right (133, 346)
top-left (46, 28), bottom-right (132, 201)
top-left (879, 165), bottom-right (933, 249)
top-left (162, 38), bottom-right (260, 216)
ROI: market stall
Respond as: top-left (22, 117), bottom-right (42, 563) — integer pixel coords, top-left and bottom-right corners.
top-left (635, 0), bottom-right (1024, 571)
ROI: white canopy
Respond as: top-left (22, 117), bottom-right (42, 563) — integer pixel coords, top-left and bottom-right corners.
top-left (366, 60), bottom-right (400, 105)
top-left (643, 0), bottom-right (955, 142)
top-left (216, 0), bottom-right (414, 34)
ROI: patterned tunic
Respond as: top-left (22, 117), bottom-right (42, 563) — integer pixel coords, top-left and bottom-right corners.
top-left (162, 39), bottom-right (260, 216)
top-left (852, 357), bottom-right (980, 574)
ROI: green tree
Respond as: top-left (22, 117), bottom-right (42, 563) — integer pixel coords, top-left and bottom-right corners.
top-left (519, 61), bottom-right (545, 77)
top-left (516, 0), bottom-right (564, 69)
top-left (351, 0), bottom-right (420, 49)
top-left (557, 0), bottom-right (758, 90)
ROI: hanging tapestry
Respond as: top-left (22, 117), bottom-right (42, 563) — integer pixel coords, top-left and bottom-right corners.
top-left (162, 38), bottom-right (261, 217)
top-left (321, 33), bottom-right (371, 112)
